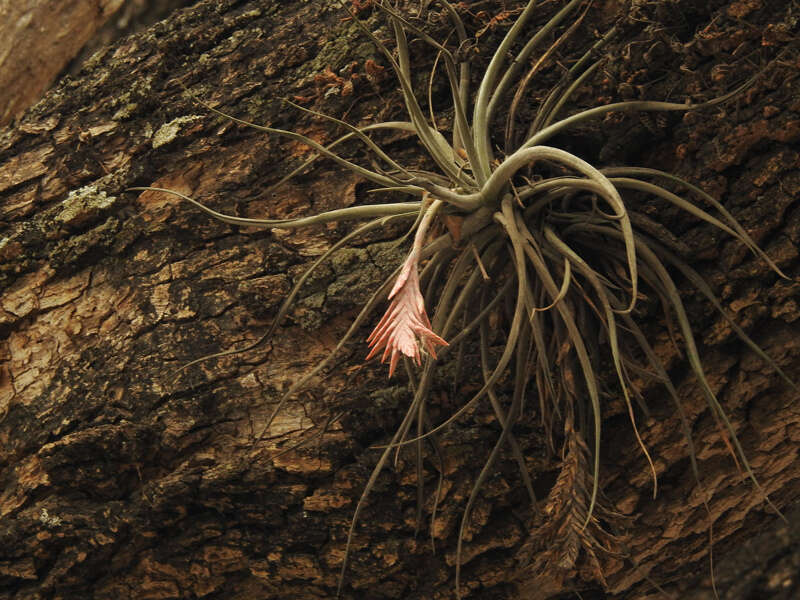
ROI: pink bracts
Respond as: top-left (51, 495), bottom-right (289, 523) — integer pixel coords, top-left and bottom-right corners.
top-left (366, 199), bottom-right (448, 376)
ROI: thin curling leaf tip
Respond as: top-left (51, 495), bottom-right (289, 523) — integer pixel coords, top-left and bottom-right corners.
top-left (366, 248), bottom-right (448, 377)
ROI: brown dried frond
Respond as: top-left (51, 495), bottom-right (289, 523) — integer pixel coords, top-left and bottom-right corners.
top-left (515, 417), bottom-right (624, 597)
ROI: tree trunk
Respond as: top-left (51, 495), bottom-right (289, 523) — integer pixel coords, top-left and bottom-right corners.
top-left (1, 1), bottom-right (799, 598)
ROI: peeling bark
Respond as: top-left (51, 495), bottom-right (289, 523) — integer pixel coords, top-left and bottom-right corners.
top-left (1, 1), bottom-right (799, 598)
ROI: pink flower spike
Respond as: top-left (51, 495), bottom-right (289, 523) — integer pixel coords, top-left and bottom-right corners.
top-left (366, 199), bottom-right (448, 377)
top-left (366, 250), bottom-right (448, 376)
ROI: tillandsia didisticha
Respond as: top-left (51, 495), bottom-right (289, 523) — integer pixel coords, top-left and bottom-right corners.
top-left (129, 0), bottom-right (798, 596)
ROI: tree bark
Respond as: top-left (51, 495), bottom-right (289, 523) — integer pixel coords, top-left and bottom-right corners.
top-left (0, 0), bottom-right (196, 126)
top-left (1, 1), bottom-right (799, 598)
top-left (0, 0), bottom-right (127, 126)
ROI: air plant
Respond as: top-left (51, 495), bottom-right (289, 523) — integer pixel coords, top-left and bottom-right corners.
top-left (130, 0), bottom-right (797, 596)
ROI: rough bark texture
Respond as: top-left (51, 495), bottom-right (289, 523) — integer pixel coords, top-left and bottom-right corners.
top-left (0, 0), bottom-right (126, 125)
top-left (0, 0), bottom-right (195, 126)
top-left (1, 1), bottom-right (799, 598)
